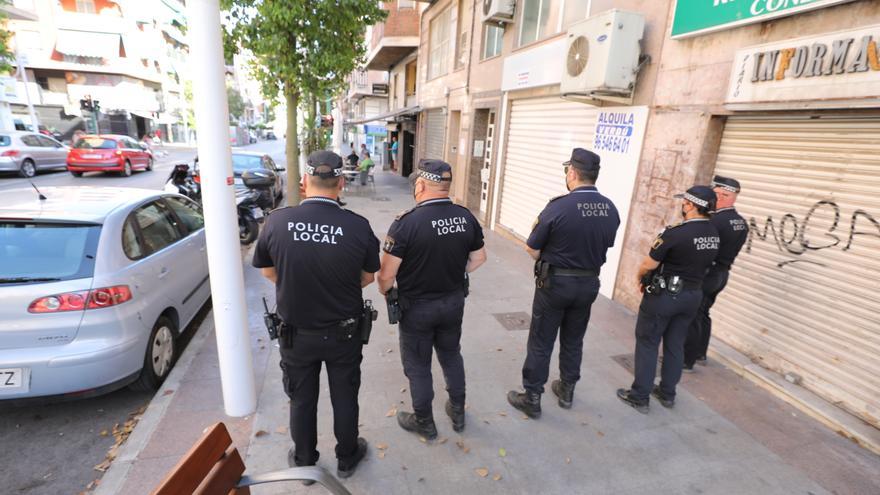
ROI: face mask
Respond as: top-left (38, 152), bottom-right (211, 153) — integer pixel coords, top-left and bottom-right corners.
top-left (680, 205), bottom-right (688, 219)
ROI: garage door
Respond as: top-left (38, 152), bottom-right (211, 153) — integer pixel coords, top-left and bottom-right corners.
top-left (711, 116), bottom-right (880, 427)
top-left (424, 109), bottom-right (446, 160)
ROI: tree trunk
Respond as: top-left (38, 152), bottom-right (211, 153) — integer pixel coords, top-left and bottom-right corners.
top-left (285, 88), bottom-right (301, 203)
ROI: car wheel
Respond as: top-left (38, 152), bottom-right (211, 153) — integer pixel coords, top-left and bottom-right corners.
top-left (19, 159), bottom-right (36, 178)
top-left (121, 160), bottom-right (132, 177)
top-left (70, 171), bottom-right (83, 177)
top-left (145, 157), bottom-right (154, 171)
top-left (131, 316), bottom-right (177, 391)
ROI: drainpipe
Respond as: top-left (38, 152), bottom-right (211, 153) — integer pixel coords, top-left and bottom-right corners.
top-left (15, 51), bottom-right (39, 131)
top-left (187, 0), bottom-right (256, 417)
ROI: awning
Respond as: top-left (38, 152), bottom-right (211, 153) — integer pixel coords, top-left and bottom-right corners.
top-left (129, 110), bottom-right (154, 120)
top-left (162, 25), bottom-right (187, 45)
top-left (155, 113), bottom-right (178, 125)
top-left (345, 105), bottom-right (420, 126)
top-left (55, 31), bottom-right (121, 59)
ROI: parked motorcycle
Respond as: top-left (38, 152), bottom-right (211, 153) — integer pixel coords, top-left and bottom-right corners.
top-left (237, 168), bottom-right (278, 245)
top-left (163, 163), bottom-right (201, 201)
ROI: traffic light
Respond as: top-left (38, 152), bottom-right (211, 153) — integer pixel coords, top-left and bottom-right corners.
top-left (79, 96), bottom-right (100, 113)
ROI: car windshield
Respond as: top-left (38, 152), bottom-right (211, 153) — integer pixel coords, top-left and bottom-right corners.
top-left (0, 222), bottom-right (101, 283)
top-left (231, 154), bottom-right (264, 173)
top-left (74, 138), bottom-right (117, 150)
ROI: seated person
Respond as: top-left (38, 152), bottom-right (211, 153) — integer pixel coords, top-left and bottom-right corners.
top-left (346, 150), bottom-right (359, 170)
top-left (358, 152), bottom-right (374, 185)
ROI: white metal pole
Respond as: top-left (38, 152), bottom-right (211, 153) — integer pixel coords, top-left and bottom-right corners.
top-left (16, 52), bottom-right (39, 131)
top-left (187, 0), bottom-right (256, 417)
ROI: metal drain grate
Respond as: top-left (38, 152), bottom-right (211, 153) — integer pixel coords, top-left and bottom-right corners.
top-left (371, 196), bottom-right (392, 202)
top-left (493, 312), bottom-right (531, 331)
top-left (612, 353), bottom-right (663, 375)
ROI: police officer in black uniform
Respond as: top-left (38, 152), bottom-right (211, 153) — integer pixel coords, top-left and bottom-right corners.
top-left (617, 186), bottom-right (720, 413)
top-left (507, 148), bottom-right (620, 419)
top-left (683, 176), bottom-right (747, 371)
top-left (253, 151), bottom-right (380, 479)
top-left (377, 159), bottom-right (487, 439)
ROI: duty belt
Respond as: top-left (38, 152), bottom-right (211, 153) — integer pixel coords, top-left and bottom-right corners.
top-left (549, 267), bottom-right (599, 277)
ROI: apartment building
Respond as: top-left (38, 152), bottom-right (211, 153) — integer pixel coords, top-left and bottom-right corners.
top-left (4, 0), bottom-right (192, 140)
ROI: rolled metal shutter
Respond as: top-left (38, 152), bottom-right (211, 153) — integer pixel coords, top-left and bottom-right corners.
top-left (424, 109), bottom-right (446, 160)
top-left (711, 115), bottom-right (880, 427)
top-left (498, 96), bottom-right (599, 238)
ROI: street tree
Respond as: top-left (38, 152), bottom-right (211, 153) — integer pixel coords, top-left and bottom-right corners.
top-left (227, 85), bottom-right (246, 123)
top-left (222, 0), bottom-right (386, 201)
top-left (0, 2), bottom-right (15, 73)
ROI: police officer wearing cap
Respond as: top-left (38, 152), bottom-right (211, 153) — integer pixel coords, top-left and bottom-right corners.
top-left (617, 186), bottom-right (720, 413)
top-left (377, 159), bottom-right (487, 440)
top-left (683, 176), bottom-right (747, 371)
top-left (507, 148), bottom-right (620, 419)
top-left (253, 150), bottom-right (380, 479)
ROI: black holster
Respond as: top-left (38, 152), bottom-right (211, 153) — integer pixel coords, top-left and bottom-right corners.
top-left (386, 287), bottom-right (401, 325)
top-left (463, 273), bottom-right (470, 298)
top-left (360, 299), bottom-right (378, 344)
top-left (534, 259), bottom-right (552, 289)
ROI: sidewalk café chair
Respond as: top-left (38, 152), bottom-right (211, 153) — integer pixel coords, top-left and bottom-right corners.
top-left (367, 166), bottom-right (376, 189)
top-left (150, 422), bottom-right (351, 495)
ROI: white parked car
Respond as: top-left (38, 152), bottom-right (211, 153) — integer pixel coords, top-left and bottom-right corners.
top-left (0, 186), bottom-right (211, 400)
top-left (0, 131), bottom-right (68, 178)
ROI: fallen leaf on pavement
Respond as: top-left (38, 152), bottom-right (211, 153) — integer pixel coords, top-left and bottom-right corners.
top-left (438, 437), bottom-right (448, 444)
top-left (498, 448), bottom-right (507, 457)
top-left (522, 415), bottom-right (530, 420)
top-left (498, 412), bottom-right (507, 417)
top-left (99, 430), bottom-right (109, 437)
top-left (385, 407), bottom-right (397, 417)
top-left (162, 390), bottom-right (174, 396)
top-left (496, 348), bottom-right (503, 352)
top-left (376, 443), bottom-right (389, 450)
top-left (385, 348), bottom-right (394, 353)
top-left (596, 431), bottom-right (605, 437)
top-left (419, 436), bottom-right (427, 443)
top-left (483, 420), bottom-right (490, 425)
top-left (418, 477), bottom-right (425, 482)
top-left (475, 468), bottom-right (489, 478)
top-left (254, 430), bottom-right (268, 438)
top-left (378, 452), bottom-right (386, 459)
top-left (456, 440), bottom-right (470, 453)
top-left (400, 387), bottom-right (407, 393)
top-left (565, 457), bottom-right (571, 464)
top-left (275, 426), bottom-right (288, 434)
top-left (493, 474), bottom-right (502, 481)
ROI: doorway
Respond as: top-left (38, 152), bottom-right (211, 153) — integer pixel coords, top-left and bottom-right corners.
top-left (401, 130), bottom-right (414, 177)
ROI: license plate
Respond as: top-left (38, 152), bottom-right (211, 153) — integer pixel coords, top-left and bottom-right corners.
top-left (233, 178), bottom-right (243, 185)
top-left (0, 368), bottom-right (27, 390)
top-left (82, 154), bottom-right (102, 159)
top-left (251, 207), bottom-right (264, 219)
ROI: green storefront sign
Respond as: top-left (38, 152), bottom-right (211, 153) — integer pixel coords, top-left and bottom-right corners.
top-left (671, 0), bottom-right (857, 39)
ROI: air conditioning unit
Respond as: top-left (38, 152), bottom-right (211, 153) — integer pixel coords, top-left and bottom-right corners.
top-left (482, 0), bottom-right (514, 24)
top-left (560, 10), bottom-right (645, 97)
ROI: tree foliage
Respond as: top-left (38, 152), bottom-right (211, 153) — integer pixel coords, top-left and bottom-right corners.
top-left (0, 2), bottom-right (15, 74)
top-left (227, 85), bottom-right (246, 122)
top-left (221, 0), bottom-right (386, 201)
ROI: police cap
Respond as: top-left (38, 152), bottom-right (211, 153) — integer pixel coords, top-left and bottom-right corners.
top-left (712, 175), bottom-right (741, 193)
top-left (563, 148), bottom-right (600, 172)
top-left (306, 150), bottom-right (344, 179)
top-left (674, 185), bottom-right (717, 210)
top-left (417, 159), bottom-right (453, 182)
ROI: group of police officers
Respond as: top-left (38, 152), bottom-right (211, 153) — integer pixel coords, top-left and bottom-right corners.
top-left (252, 147), bottom-right (746, 480)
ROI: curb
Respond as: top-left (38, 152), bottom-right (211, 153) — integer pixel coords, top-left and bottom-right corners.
top-left (94, 313), bottom-right (215, 495)
top-left (710, 339), bottom-right (880, 456)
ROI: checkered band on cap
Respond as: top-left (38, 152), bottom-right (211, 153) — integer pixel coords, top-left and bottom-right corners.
top-left (418, 170), bottom-right (451, 182)
top-left (682, 192), bottom-right (709, 208)
top-left (712, 180), bottom-right (739, 193)
top-left (305, 164), bottom-right (344, 177)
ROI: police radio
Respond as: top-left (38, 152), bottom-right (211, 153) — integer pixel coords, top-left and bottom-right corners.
top-left (262, 297), bottom-right (283, 340)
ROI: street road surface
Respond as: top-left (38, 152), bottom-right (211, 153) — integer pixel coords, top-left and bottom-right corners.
top-left (0, 140), bottom-right (286, 495)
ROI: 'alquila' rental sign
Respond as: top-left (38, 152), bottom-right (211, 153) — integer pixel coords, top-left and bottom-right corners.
top-left (726, 25), bottom-right (880, 109)
top-left (671, 0), bottom-right (857, 38)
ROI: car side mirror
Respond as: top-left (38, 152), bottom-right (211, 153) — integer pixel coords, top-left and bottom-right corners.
top-left (241, 168), bottom-right (276, 190)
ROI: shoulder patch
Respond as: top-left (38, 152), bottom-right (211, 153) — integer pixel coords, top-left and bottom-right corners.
top-left (651, 236), bottom-right (664, 250)
top-left (395, 207), bottom-right (416, 221)
top-left (382, 236), bottom-right (396, 253)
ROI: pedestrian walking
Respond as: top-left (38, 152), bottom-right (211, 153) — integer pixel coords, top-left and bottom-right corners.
top-left (377, 159), bottom-right (487, 439)
top-left (507, 148), bottom-right (620, 419)
top-left (683, 176), bottom-right (748, 371)
top-left (390, 136), bottom-right (399, 171)
top-left (617, 186), bottom-right (720, 413)
top-left (252, 150), bottom-right (380, 480)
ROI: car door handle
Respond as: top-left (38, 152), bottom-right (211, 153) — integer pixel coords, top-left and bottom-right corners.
top-left (158, 267), bottom-right (170, 279)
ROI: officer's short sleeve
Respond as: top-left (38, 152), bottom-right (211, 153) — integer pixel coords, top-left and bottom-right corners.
top-left (526, 206), bottom-right (553, 250)
top-left (364, 229), bottom-right (381, 273)
top-left (470, 213), bottom-right (485, 251)
top-left (383, 219), bottom-right (408, 258)
top-left (252, 220), bottom-right (273, 268)
top-left (649, 230), bottom-right (672, 262)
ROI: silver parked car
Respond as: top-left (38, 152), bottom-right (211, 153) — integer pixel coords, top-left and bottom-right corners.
top-left (0, 186), bottom-right (211, 400)
top-left (0, 131), bottom-right (69, 178)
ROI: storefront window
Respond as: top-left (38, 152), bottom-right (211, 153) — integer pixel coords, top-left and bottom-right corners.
top-left (518, 0), bottom-right (557, 47)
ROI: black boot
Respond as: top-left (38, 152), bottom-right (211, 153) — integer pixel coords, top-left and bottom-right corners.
top-left (337, 437), bottom-right (367, 479)
top-left (616, 388), bottom-right (649, 414)
top-left (287, 447), bottom-right (316, 486)
top-left (445, 399), bottom-right (465, 432)
top-left (396, 411), bottom-right (438, 440)
top-left (507, 390), bottom-right (541, 419)
top-left (651, 385), bottom-right (675, 408)
top-left (551, 379), bottom-right (575, 409)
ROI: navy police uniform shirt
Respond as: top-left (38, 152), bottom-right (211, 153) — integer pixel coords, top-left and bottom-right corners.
top-left (649, 219), bottom-right (720, 285)
top-left (527, 186), bottom-right (620, 271)
top-left (252, 197), bottom-right (380, 329)
top-left (711, 207), bottom-right (747, 269)
top-left (384, 198), bottom-right (484, 300)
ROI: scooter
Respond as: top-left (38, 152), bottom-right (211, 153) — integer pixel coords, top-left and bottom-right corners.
top-left (163, 163), bottom-right (201, 201)
top-left (237, 168), bottom-right (278, 245)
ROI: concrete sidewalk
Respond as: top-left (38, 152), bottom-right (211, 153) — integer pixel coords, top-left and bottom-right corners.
top-left (98, 171), bottom-right (880, 495)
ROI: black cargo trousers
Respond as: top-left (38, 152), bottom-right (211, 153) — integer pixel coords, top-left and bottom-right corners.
top-left (279, 329), bottom-right (363, 469)
top-left (398, 290), bottom-right (466, 419)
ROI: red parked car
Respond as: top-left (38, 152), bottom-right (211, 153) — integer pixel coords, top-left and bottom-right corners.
top-left (67, 135), bottom-right (154, 177)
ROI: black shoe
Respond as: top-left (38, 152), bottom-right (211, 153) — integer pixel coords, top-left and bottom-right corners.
top-left (445, 399), bottom-right (465, 433)
top-left (616, 388), bottom-right (649, 414)
top-left (337, 437), bottom-right (367, 479)
top-left (396, 411), bottom-right (439, 440)
top-left (507, 390), bottom-right (541, 419)
top-left (682, 363), bottom-right (696, 373)
top-left (288, 447), bottom-right (316, 486)
top-left (651, 386), bottom-right (675, 409)
top-left (697, 356), bottom-right (708, 366)
top-left (551, 379), bottom-right (575, 409)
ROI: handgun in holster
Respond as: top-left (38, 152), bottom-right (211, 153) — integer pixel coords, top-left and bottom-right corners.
top-left (360, 299), bottom-right (378, 344)
top-left (386, 287), bottom-right (401, 325)
top-left (534, 259), bottom-right (552, 289)
top-left (262, 297), bottom-right (283, 340)
top-left (463, 273), bottom-right (470, 298)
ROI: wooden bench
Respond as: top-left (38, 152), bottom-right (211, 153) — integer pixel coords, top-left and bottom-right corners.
top-left (151, 422), bottom-right (351, 495)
